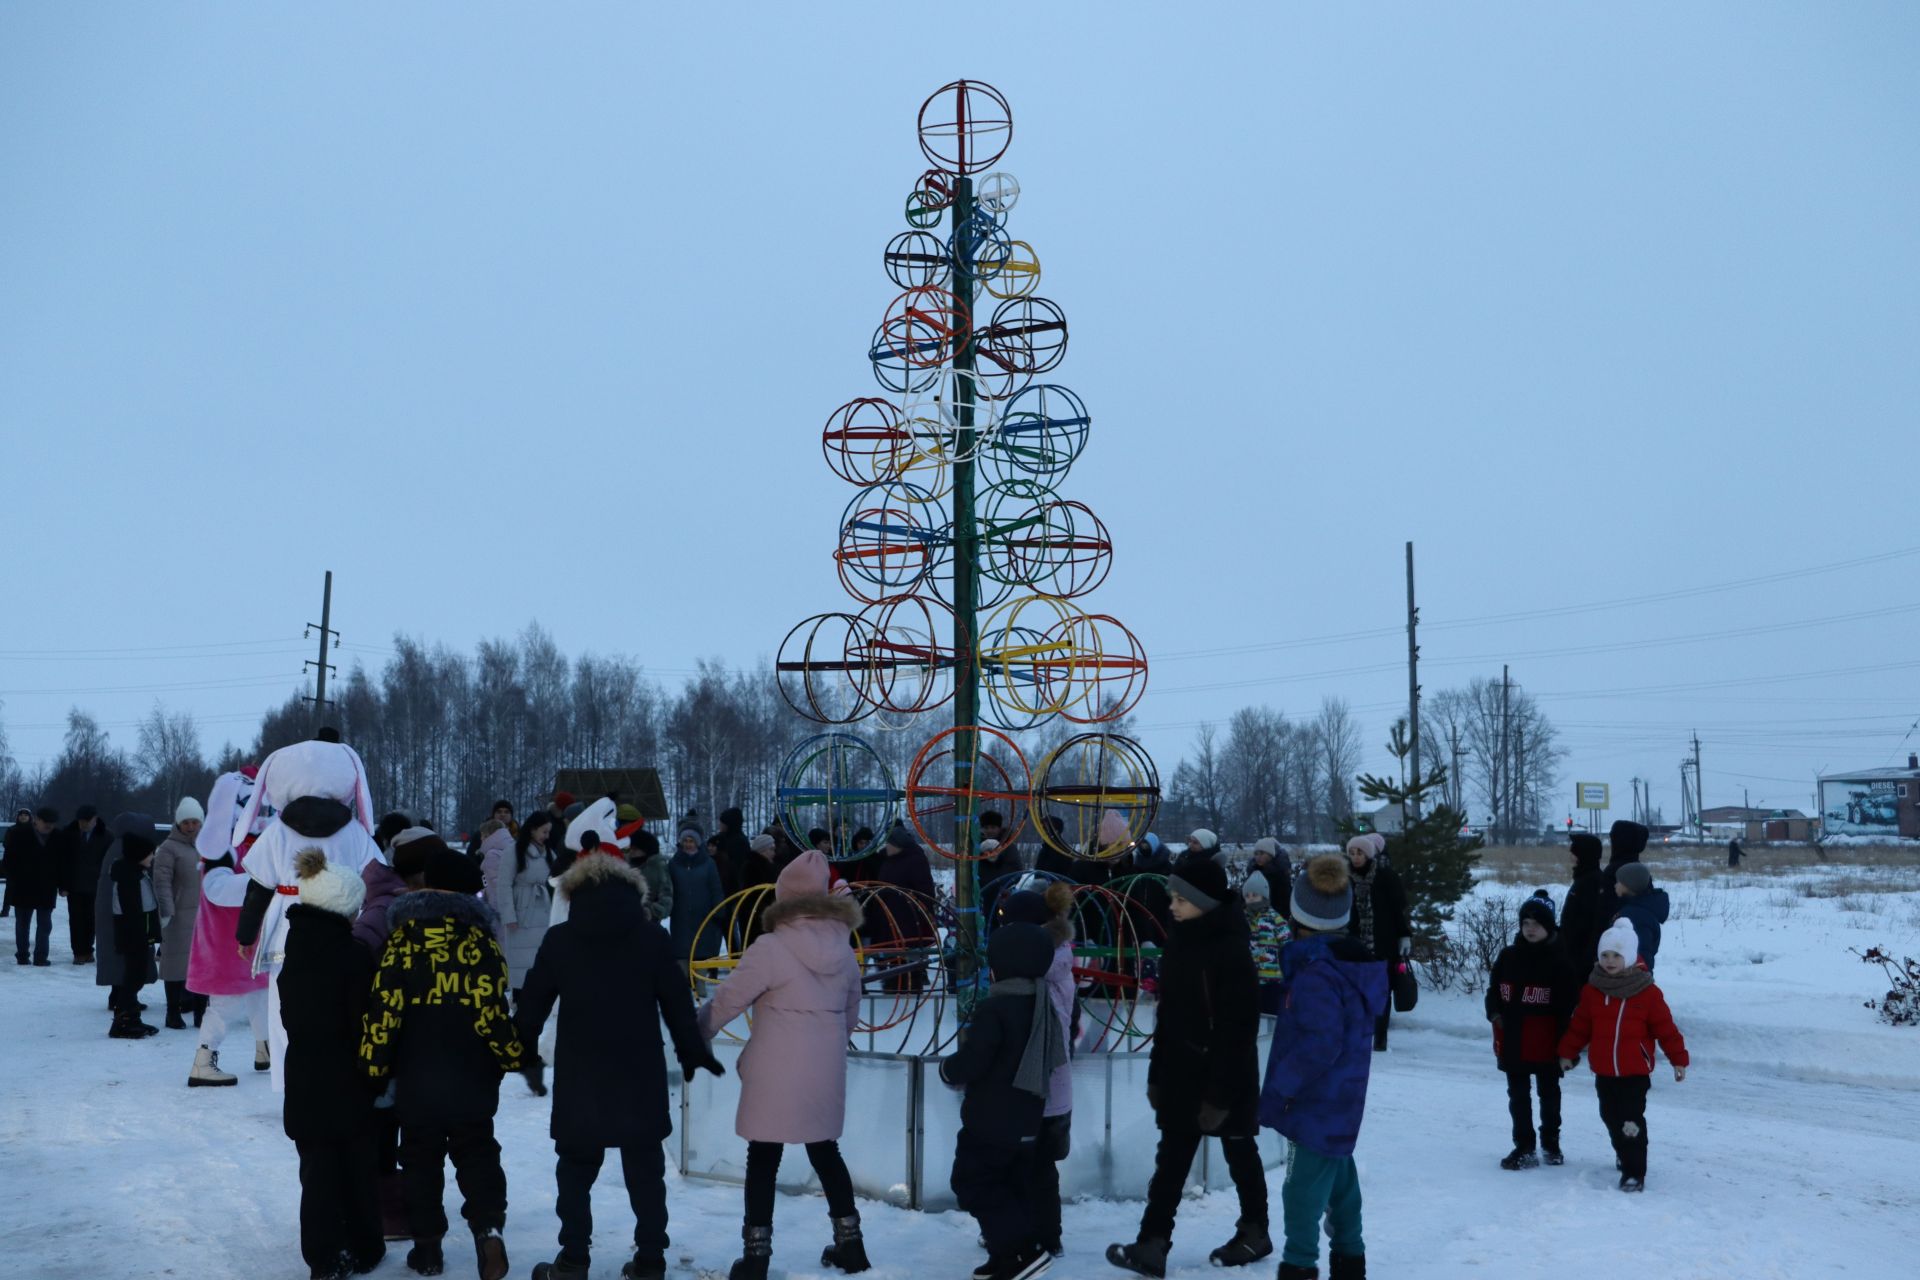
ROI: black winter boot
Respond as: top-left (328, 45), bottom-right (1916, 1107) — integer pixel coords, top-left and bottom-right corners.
top-left (1542, 1136), bottom-right (1564, 1166)
top-left (405, 1237), bottom-right (444, 1276)
top-left (1329, 1254), bottom-right (1366, 1280)
top-left (1105, 1237), bottom-right (1169, 1278)
top-left (730, 1226), bottom-right (773, 1280)
top-left (1208, 1221), bottom-right (1273, 1267)
top-left (531, 1254), bottom-right (590, 1280)
top-left (1499, 1146), bottom-right (1539, 1170)
top-left (620, 1254), bottom-right (667, 1280)
top-left (1277, 1265), bottom-right (1319, 1280)
top-left (164, 980), bottom-right (188, 1029)
top-left (821, 1213), bottom-right (870, 1274)
top-left (474, 1227), bottom-right (508, 1280)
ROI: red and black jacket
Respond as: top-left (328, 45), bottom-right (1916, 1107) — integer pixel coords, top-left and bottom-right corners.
top-left (1485, 935), bottom-right (1581, 1069)
top-left (1557, 970), bottom-right (1689, 1078)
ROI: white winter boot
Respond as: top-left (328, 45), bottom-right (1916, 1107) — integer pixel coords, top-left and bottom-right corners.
top-left (254, 1040), bottom-right (270, 1072)
top-left (189, 1046), bottom-right (238, 1088)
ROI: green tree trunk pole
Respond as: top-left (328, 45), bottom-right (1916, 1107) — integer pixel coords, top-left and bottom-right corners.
top-left (951, 174), bottom-right (982, 1021)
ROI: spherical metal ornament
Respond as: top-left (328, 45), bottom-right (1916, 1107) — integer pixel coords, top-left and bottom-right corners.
top-left (776, 733), bottom-right (902, 861)
top-left (902, 366), bottom-right (1001, 462)
top-left (978, 295), bottom-right (1069, 379)
top-left (976, 171), bottom-right (1021, 216)
top-left (948, 210), bottom-right (1014, 281)
top-left (868, 321), bottom-right (942, 394)
top-left (981, 383), bottom-right (1089, 486)
top-left (1031, 733), bottom-right (1161, 859)
top-left (853, 593), bottom-right (957, 716)
top-left (915, 167), bottom-right (956, 211)
top-left (822, 397), bottom-right (913, 487)
top-left (884, 230), bottom-right (949, 290)
top-left (1040, 610), bottom-right (1149, 724)
top-left (989, 497), bottom-right (1113, 600)
top-left (877, 285), bottom-right (968, 371)
top-left (979, 593), bottom-right (1083, 721)
top-left (917, 79), bottom-right (1013, 176)
top-left (905, 725), bottom-right (1031, 859)
top-left (976, 623), bottom-right (1056, 732)
top-left (835, 480), bottom-right (950, 604)
top-left (981, 239), bottom-right (1041, 300)
top-left (776, 612), bottom-right (879, 725)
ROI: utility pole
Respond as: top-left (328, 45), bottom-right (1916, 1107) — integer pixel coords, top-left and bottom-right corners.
top-left (303, 570), bottom-right (340, 725)
top-left (1692, 731), bottom-right (1704, 842)
top-left (1496, 664), bottom-right (1511, 845)
top-left (1513, 719), bottom-right (1526, 841)
top-left (1405, 541), bottom-right (1421, 820)
top-left (1450, 733), bottom-right (1467, 814)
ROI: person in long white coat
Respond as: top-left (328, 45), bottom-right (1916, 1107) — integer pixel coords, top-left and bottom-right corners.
top-left (231, 736), bottom-right (384, 1091)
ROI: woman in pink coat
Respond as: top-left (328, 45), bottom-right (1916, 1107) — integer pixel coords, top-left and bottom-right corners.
top-left (698, 850), bottom-right (868, 1280)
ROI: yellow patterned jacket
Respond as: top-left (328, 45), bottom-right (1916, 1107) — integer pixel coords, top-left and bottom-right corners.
top-left (361, 889), bottom-right (524, 1122)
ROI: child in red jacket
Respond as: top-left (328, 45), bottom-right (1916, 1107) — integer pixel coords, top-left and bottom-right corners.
top-left (1557, 918), bottom-right (1688, 1192)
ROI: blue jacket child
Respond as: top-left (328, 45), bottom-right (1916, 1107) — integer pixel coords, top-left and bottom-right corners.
top-left (1257, 853), bottom-right (1388, 1279)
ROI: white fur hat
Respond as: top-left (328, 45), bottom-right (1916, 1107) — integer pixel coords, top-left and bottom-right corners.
top-left (1598, 918), bottom-right (1639, 963)
top-left (174, 796), bottom-right (205, 824)
top-left (294, 849), bottom-right (367, 919)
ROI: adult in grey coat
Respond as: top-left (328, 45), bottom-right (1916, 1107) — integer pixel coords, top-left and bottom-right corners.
top-left (153, 798), bottom-right (206, 1029)
top-left (480, 820), bottom-right (551, 994)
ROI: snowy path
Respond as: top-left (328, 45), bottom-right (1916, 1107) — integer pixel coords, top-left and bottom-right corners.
top-left (3, 876), bottom-right (1914, 1279)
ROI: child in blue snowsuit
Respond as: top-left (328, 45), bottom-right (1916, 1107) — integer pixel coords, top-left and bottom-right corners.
top-left (1258, 854), bottom-right (1389, 1280)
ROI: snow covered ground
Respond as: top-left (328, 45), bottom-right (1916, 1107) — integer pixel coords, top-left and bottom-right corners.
top-left (3, 861), bottom-right (1916, 1280)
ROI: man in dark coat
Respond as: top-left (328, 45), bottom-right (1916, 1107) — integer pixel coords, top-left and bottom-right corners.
top-left (515, 853), bottom-right (718, 1280)
top-left (713, 807), bottom-right (753, 900)
top-left (1344, 834), bottom-right (1410, 1051)
top-left (1109, 858), bottom-right (1267, 1278)
top-left (363, 853), bottom-right (524, 1280)
top-left (58, 804), bottom-right (114, 964)
top-left (97, 813), bottom-right (163, 1036)
top-left (1560, 833), bottom-right (1604, 969)
top-left (1, 806), bottom-right (27, 918)
top-left (9, 806), bottom-right (62, 966)
top-left (279, 850), bottom-right (383, 1279)
top-left (1597, 819), bottom-right (1649, 932)
top-left (867, 827), bottom-right (937, 994)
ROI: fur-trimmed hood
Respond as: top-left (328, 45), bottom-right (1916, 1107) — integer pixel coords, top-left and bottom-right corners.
top-left (387, 887), bottom-right (498, 934)
top-left (761, 892), bottom-right (863, 935)
top-left (556, 850), bottom-right (649, 903)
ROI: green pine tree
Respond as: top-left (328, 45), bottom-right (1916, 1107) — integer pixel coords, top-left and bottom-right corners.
top-left (1346, 759), bottom-right (1483, 944)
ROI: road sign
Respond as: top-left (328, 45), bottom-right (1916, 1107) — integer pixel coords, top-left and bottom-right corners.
top-left (1576, 782), bottom-right (1610, 811)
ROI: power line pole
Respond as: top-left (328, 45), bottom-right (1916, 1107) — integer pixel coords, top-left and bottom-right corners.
top-left (1692, 730), bottom-right (1704, 842)
top-left (1405, 541), bottom-right (1421, 819)
top-left (1496, 664), bottom-right (1511, 844)
top-left (304, 570), bottom-right (340, 725)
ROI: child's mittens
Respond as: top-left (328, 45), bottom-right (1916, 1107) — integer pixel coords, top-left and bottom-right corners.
top-left (1557, 1058), bottom-right (1575, 1072)
top-left (1197, 1102), bottom-right (1229, 1134)
top-left (1621, 1121), bottom-right (1640, 1138)
top-left (1673, 1065), bottom-right (1687, 1082)
top-left (1398, 937), bottom-right (1412, 958)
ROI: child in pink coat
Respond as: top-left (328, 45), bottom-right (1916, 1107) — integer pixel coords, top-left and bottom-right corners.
top-left (698, 850), bottom-right (868, 1280)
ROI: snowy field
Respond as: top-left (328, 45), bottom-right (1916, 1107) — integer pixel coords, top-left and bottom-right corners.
top-left (3, 857), bottom-right (1916, 1280)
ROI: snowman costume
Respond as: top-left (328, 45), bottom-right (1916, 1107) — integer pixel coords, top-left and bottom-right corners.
top-left (547, 797), bottom-right (628, 928)
top-left (233, 739), bottom-right (384, 1091)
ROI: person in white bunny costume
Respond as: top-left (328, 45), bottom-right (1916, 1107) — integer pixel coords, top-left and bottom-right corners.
top-left (232, 732), bottom-right (386, 1091)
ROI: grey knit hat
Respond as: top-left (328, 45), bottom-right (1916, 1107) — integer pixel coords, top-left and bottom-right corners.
top-left (1291, 854), bottom-right (1353, 932)
top-left (1616, 862), bottom-right (1654, 894)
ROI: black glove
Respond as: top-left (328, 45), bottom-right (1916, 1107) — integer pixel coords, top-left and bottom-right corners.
top-left (520, 1056), bottom-right (548, 1098)
top-left (683, 1050), bottom-right (725, 1083)
top-left (1197, 1102), bottom-right (1229, 1134)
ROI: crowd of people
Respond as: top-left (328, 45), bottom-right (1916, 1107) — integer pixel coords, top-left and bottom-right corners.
top-left (2, 738), bottom-right (1690, 1280)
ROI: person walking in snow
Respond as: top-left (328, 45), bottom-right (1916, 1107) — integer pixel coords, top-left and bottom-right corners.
top-left (516, 846), bottom-right (721, 1280)
top-left (1557, 918), bottom-right (1689, 1192)
top-left (1560, 832), bottom-right (1604, 969)
top-left (233, 736), bottom-right (385, 1091)
top-left (1596, 819), bottom-right (1648, 938)
top-left (1485, 890), bottom-right (1581, 1169)
top-left (362, 850), bottom-right (524, 1279)
top-left (480, 817), bottom-right (549, 1003)
top-left (153, 797), bottom-right (206, 1030)
top-left (1259, 854), bottom-right (1389, 1280)
top-left (96, 812), bottom-right (163, 1038)
top-left (1608, 862), bottom-right (1670, 971)
top-left (279, 850), bottom-right (384, 1280)
top-left (58, 804), bottom-right (114, 963)
top-left (1107, 857), bottom-right (1269, 1278)
top-left (997, 883), bottom-right (1077, 1259)
top-left (943, 921), bottom-right (1066, 1280)
top-left (1344, 833), bottom-right (1409, 1051)
top-left (696, 850), bottom-right (868, 1280)
top-left (186, 769), bottom-right (272, 1086)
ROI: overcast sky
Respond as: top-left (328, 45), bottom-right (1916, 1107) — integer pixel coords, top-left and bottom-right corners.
top-left (3, 3), bottom-right (1916, 824)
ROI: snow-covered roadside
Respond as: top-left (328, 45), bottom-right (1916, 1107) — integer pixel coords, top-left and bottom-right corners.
top-left (2, 870), bottom-right (1915, 1280)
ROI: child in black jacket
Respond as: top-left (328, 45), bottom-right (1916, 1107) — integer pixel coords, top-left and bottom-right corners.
top-left (280, 850), bottom-right (383, 1280)
top-left (1483, 890), bottom-right (1581, 1169)
top-left (941, 922), bottom-right (1065, 1280)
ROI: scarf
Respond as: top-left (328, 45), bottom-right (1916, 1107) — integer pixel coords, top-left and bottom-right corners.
top-left (1351, 860), bottom-right (1377, 952)
top-left (1588, 963), bottom-right (1653, 1000)
top-left (990, 976), bottom-right (1069, 1101)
